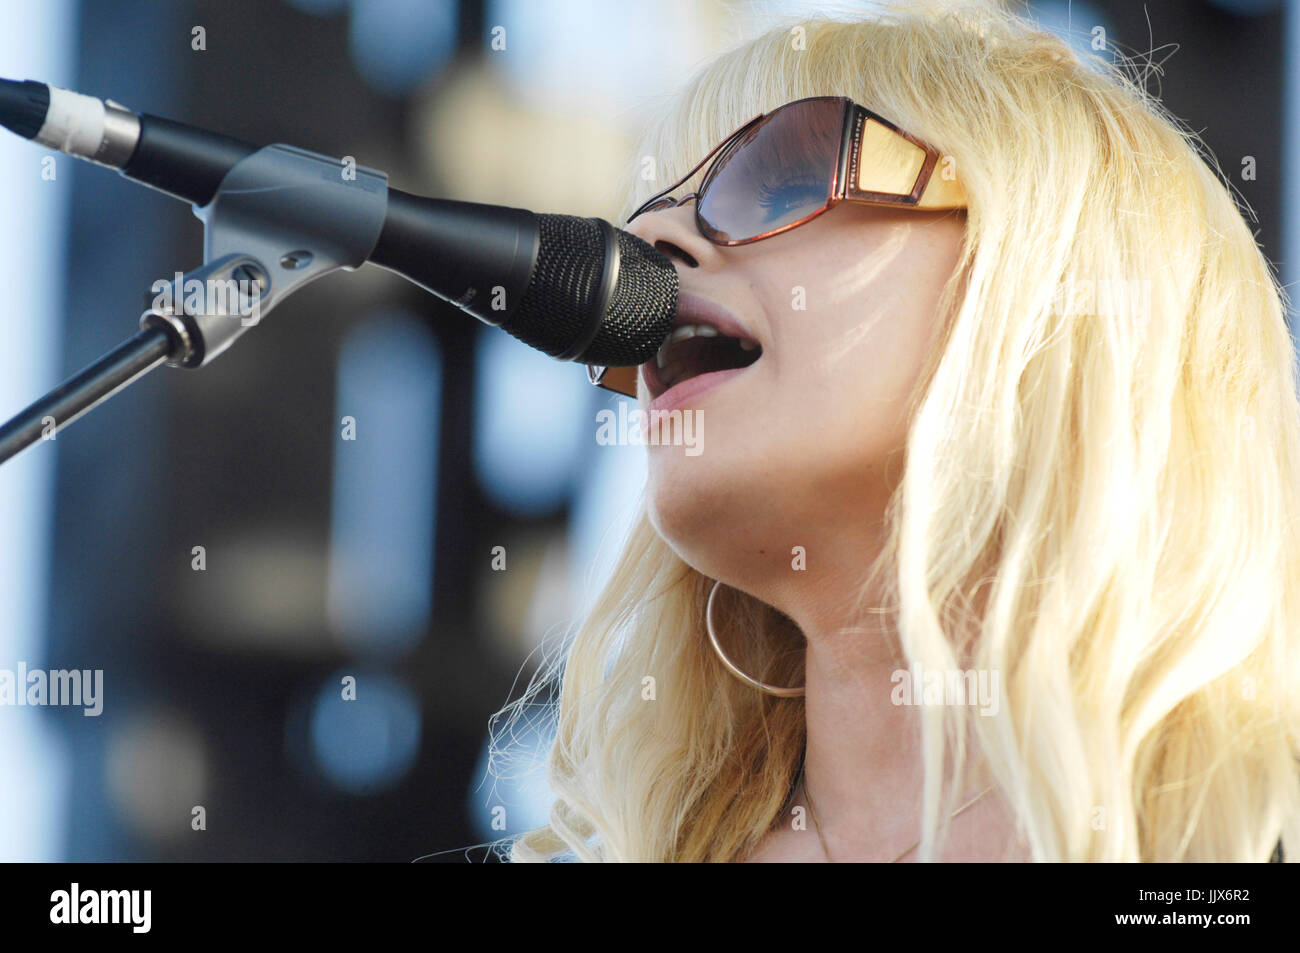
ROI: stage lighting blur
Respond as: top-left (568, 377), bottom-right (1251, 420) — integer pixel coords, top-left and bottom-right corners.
top-left (327, 312), bottom-right (440, 656)
top-left (349, 0), bottom-right (457, 96)
top-left (306, 671), bottom-right (422, 794)
top-left (472, 327), bottom-right (589, 517)
top-left (106, 710), bottom-right (208, 844)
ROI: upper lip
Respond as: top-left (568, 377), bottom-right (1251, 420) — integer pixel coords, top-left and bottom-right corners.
top-left (666, 289), bottom-right (759, 346)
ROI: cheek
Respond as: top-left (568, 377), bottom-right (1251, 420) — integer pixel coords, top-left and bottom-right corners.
top-left (642, 219), bottom-right (961, 554)
top-left (843, 304), bottom-right (932, 429)
top-left (771, 287), bottom-right (938, 476)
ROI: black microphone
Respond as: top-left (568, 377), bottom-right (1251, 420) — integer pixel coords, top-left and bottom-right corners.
top-left (0, 77), bottom-right (677, 368)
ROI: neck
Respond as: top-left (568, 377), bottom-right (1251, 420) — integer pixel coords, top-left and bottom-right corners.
top-left (731, 496), bottom-right (1004, 859)
top-left (780, 578), bottom-right (997, 861)
top-left (799, 610), bottom-right (929, 860)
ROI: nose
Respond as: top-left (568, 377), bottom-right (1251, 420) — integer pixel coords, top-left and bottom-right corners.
top-left (625, 197), bottom-right (719, 271)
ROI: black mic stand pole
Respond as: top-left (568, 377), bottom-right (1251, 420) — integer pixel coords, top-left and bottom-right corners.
top-left (0, 325), bottom-right (173, 461)
top-left (0, 143), bottom-right (390, 466)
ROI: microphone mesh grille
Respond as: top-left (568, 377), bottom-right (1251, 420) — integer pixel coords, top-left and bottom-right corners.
top-left (505, 215), bottom-right (602, 359)
top-left (505, 215), bottom-right (677, 367)
top-left (585, 227), bottom-right (679, 366)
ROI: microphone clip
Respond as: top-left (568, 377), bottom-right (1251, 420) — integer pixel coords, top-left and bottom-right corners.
top-left (140, 143), bottom-right (389, 368)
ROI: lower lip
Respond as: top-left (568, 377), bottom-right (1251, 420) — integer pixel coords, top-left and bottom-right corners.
top-left (646, 364), bottom-right (752, 415)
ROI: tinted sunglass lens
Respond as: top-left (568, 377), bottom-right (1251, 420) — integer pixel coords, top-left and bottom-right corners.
top-left (697, 100), bottom-right (844, 242)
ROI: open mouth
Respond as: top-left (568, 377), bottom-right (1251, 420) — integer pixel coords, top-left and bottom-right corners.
top-left (642, 313), bottom-right (763, 400)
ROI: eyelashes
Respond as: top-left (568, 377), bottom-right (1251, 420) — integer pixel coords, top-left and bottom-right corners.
top-left (755, 179), bottom-right (830, 224)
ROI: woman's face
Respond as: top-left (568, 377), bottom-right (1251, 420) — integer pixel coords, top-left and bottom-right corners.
top-left (626, 197), bottom-right (966, 616)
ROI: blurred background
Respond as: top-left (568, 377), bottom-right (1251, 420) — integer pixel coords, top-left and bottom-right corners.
top-left (0, 0), bottom-right (1292, 860)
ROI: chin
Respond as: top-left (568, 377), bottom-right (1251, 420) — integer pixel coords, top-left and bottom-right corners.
top-left (646, 458), bottom-right (731, 573)
top-left (645, 447), bottom-right (787, 587)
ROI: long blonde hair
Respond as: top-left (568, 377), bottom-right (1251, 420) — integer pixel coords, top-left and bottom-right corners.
top-left (495, 1), bottom-right (1300, 862)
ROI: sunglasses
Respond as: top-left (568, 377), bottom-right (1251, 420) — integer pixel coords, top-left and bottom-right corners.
top-left (587, 95), bottom-right (966, 397)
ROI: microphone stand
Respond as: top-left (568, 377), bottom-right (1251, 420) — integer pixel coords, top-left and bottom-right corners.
top-left (0, 143), bottom-right (390, 465)
top-left (0, 327), bottom-right (172, 461)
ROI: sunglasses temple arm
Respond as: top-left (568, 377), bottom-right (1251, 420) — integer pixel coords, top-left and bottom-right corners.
top-left (836, 104), bottom-right (858, 200)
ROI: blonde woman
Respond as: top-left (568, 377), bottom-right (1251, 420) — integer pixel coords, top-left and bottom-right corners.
top-left (498, 2), bottom-right (1300, 862)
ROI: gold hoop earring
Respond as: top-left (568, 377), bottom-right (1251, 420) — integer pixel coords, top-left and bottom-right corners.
top-left (705, 580), bottom-right (805, 697)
